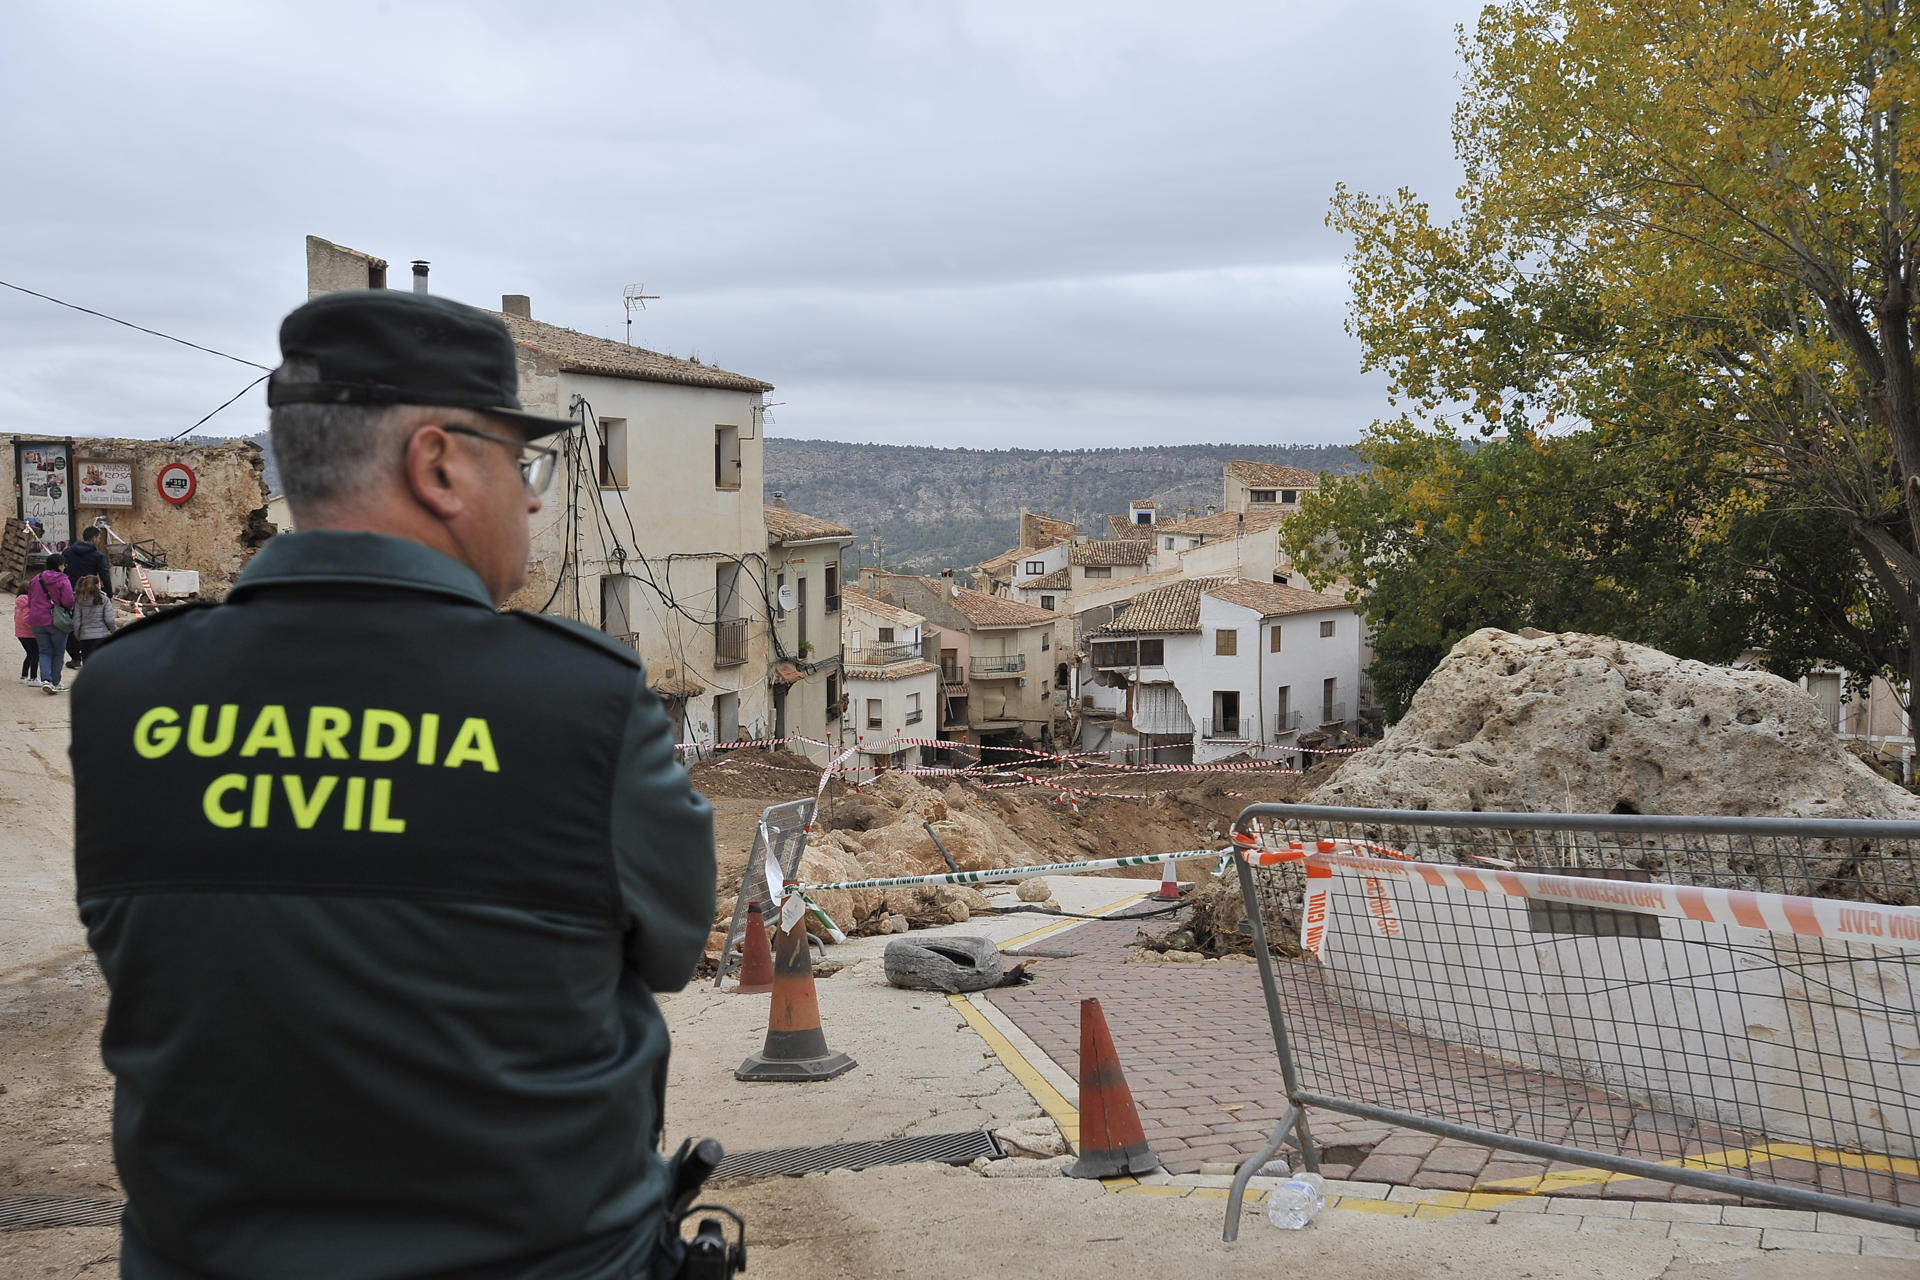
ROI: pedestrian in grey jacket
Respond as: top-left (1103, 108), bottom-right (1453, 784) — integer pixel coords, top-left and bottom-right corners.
top-left (70, 574), bottom-right (114, 666)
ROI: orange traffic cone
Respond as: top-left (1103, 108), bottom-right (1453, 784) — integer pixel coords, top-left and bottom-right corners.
top-left (735, 910), bottom-right (856, 1082)
top-left (1154, 855), bottom-right (1181, 901)
top-left (1066, 998), bottom-right (1162, 1178)
top-left (732, 902), bottom-right (775, 995)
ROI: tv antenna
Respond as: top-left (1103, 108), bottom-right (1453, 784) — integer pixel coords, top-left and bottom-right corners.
top-left (622, 283), bottom-right (658, 345)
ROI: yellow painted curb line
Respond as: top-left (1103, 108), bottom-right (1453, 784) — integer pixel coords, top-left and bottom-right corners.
top-left (999, 891), bottom-right (1151, 950)
top-left (948, 993), bottom-right (1081, 1148)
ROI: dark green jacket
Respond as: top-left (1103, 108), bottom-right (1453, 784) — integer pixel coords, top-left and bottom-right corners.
top-left (71, 532), bottom-right (716, 1280)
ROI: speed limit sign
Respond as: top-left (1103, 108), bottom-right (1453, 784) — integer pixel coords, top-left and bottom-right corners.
top-left (156, 462), bottom-right (197, 505)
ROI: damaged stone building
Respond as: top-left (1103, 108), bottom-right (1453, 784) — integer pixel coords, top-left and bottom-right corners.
top-left (4, 434), bottom-right (273, 597)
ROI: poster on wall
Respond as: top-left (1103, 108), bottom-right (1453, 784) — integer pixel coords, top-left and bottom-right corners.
top-left (14, 441), bottom-right (72, 547)
top-left (76, 459), bottom-right (135, 508)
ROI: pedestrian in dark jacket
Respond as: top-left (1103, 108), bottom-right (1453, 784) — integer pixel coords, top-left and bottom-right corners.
top-left (73, 290), bottom-right (716, 1280)
top-left (62, 528), bottom-right (112, 667)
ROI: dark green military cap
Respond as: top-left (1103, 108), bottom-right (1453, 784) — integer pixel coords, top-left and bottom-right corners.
top-left (269, 291), bottom-right (577, 438)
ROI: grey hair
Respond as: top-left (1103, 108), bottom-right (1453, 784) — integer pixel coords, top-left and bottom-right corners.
top-left (267, 359), bottom-right (410, 515)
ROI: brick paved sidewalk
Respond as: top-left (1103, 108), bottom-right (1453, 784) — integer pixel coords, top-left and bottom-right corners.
top-left (984, 908), bottom-right (1920, 1216)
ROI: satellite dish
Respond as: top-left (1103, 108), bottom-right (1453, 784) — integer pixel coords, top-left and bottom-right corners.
top-left (777, 584), bottom-right (797, 610)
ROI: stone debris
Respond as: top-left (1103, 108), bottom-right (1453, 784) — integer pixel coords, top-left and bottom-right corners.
top-left (994, 1116), bottom-right (1068, 1159)
top-left (1015, 878), bottom-right (1052, 902)
top-left (969, 1152), bottom-right (1075, 1178)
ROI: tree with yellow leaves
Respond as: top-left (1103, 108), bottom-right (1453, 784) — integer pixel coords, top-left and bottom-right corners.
top-left (1308, 0), bottom-right (1920, 735)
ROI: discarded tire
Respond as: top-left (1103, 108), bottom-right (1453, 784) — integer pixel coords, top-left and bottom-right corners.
top-left (883, 935), bottom-right (1004, 993)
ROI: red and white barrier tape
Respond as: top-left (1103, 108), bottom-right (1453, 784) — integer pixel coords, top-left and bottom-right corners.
top-left (1288, 847), bottom-right (1920, 958)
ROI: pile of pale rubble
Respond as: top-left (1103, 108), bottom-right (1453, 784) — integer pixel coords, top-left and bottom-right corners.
top-left (708, 772), bottom-right (1065, 953)
top-left (1269, 628), bottom-right (1920, 916)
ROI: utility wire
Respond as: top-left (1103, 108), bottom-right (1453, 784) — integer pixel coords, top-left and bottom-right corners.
top-left (0, 279), bottom-right (271, 371)
top-left (171, 373), bottom-right (270, 441)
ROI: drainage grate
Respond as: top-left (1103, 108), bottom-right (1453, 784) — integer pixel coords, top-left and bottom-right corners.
top-left (711, 1130), bottom-right (1003, 1181)
top-left (0, 1196), bottom-right (124, 1231)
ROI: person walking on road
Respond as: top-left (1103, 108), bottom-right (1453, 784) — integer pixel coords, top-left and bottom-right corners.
top-left (71, 290), bottom-right (717, 1280)
top-left (13, 589), bottom-right (38, 685)
top-left (25, 553), bottom-right (73, 693)
top-left (60, 527), bottom-right (113, 668)
top-left (68, 574), bottom-right (114, 666)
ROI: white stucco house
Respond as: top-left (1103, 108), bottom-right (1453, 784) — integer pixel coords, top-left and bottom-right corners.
top-left (842, 587), bottom-right (941, 768)
top-left (1080, 577), bottom-right (1359, 764)
top-left (305, 236), bottom-right (788, 750)
top-left (766, 501), bottom-right (853, 761)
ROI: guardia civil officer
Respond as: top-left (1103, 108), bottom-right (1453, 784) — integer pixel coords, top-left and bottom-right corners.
top-left (71, 291), bottom-right (717, 1279)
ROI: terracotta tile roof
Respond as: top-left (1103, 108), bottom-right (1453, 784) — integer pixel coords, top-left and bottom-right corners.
top-left (942, 584), bottom-right (1058, 628)
top-left (1156, 507), bottom-right (1289, 540)
top-left (764, 505), bottom-right (852, 543)
top-left (1099, 578), bottom-right (1227, 635)
top-left (1107, 515), bottom-right (1154, 541)
top-left (1226, 460), bottom-right (1317, 488)
top-left (845, 659), bottom-right (938, 683)
top-left (494, 311), bottom-right (774, 393)
top-left (1023, 567), bottom-right (1071, 590)
top-left (1070, 540), bottom-right (1152, 567)
top-left (1130, 500), bottom-right (1159, 509)
top-left (1203, 580), bottom-right (1351, 617)
top-left (1068, 567), bottom-right (1183, 612)
top-left (841, 587), bottom-right (922, 628)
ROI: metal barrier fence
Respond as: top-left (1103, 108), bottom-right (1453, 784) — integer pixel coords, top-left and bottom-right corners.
top-left (1221, 804), bottom-right (1920, 1239)
top-left (711, 799), bottom-right (816, 987)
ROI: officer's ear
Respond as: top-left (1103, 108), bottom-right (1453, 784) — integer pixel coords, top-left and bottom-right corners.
top-left (401, 425), bottom-right (469, 521)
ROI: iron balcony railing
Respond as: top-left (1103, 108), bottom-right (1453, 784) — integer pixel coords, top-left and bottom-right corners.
top-left (1275, 709), bottom-right (1303, 735)
top-left (1321, 700), bottom-right (1347, 726)
top-left (824, 592), bottom-right (842, 613)
top-left (969, 653), bottom-right (1025, 676)
top-left (714, 616), bottom-right (748, 667)
top-left (905, 709), bottom-right (924, 725)
top-left (1202, 715), bottom-right (1248, 741)
top-left (851, 642), bottom-right (918, 666)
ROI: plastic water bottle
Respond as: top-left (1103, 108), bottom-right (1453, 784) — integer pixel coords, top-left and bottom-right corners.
top-left (1266, 1171), bottom-right (1326, 1230)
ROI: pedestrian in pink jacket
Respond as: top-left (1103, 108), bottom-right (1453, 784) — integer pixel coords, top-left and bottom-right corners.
top-left (26, 555), bottom-right (75, 693)
top-left (13, 590), bottom-right (37, 684)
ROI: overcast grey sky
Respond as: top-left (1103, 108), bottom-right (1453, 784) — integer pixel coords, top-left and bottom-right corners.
top-left (1, 1), bottom-right (1480, 448)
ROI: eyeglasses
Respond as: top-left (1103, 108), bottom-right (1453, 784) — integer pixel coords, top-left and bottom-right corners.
top-left (443, 425), bottom-right (559, 494)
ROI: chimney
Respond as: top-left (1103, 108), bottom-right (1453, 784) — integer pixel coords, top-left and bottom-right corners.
top-left (411, 260), bottom-right (430, 294)
top-left (502, 294), bottom-right (532, 319)
top-left (770, 491), bottom-right (788, 509)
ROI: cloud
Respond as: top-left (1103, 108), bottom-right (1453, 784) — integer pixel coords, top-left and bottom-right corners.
top-left (0, 0), bottom-right (1478, 446)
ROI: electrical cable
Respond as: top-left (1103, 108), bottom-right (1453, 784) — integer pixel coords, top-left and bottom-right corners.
top-left (0, 279), bottom-right (271, 370)
top-left (170, 373), bottom-right (270, 441)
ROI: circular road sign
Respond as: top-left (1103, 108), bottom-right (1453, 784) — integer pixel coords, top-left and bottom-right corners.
top-left (156, 462), bottom-right (197, 505)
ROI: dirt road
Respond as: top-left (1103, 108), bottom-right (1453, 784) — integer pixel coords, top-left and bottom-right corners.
top-left (0, 684), bottom-right (116, 1202)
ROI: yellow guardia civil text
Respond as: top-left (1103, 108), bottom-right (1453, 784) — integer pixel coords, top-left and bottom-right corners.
top-left (131, 704), bottom-right (500, 833)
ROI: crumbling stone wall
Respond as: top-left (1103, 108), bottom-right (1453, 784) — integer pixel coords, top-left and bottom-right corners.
top-left (4, 435), bottom-right (273, 598)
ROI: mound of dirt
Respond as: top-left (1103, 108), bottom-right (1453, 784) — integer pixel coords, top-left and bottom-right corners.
top-left (701, 752), bottom-right (1335, 954)
top-left (688, 747), bottom-right (824, 800)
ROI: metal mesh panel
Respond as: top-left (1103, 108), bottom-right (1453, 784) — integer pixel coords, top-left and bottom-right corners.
top-left (712, 798), bottom-right (816, 987)
top-left (1230, 806), bottom-right (1920, 1228)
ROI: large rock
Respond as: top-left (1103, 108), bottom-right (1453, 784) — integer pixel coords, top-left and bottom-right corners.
top-left (1301, 629), bottom-right (1920, 903)
top-left (1316, 629), bottom-right (1920, 821)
